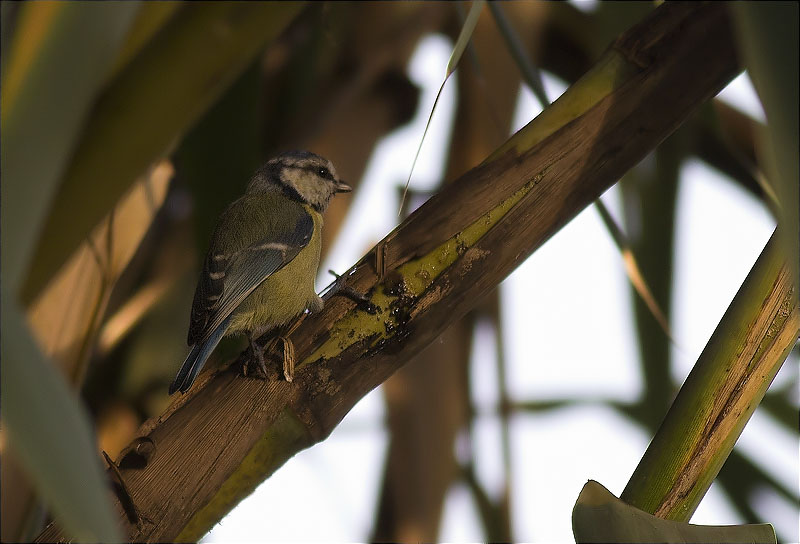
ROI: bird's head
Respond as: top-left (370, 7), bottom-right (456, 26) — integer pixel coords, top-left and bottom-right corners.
top-left (247, 151), bottom-right (351, 212)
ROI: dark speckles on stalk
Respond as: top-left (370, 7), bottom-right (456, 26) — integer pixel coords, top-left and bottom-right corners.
top-left (455, 237), bottom-right (468, 256)
top-left (385, 291), bottom-right (412, 334)
top-left (415, 269), bottom-right (431, 283)
top-left (383, 270), bottom-right (408, 297)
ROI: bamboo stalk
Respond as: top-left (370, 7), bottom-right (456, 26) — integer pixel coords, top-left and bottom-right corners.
top-left (621, 228), bottom-right (799, 520)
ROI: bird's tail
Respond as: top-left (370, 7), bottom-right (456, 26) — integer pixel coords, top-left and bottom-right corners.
top-left (169, 316), bottom-right (232, 394)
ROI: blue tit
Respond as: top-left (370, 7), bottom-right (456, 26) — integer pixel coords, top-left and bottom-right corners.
top-left (169, 151), bottom-right (351, 394)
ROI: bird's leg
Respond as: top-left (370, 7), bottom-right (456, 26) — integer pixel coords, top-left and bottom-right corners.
top-left (245, 331), bottom-right (269, 378)
top-left (244, 317), bottom-right (304, 382)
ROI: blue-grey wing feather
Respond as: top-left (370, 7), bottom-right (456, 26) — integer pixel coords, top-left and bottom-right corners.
top-left (189, 211), bottom-right (313, 346)
top-left (169, 314), bottom-right (232, 394)
top-left (170, 210), bottom-right (313, 395)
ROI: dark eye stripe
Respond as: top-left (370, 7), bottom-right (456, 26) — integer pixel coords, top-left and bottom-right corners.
top-left (292, 164), bottom-right (333, 180)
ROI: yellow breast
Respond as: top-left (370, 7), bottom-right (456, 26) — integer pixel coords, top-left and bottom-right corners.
top-left (227, 206), bottom-right (323, 335)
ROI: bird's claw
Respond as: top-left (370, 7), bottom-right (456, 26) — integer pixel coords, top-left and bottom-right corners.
top-left (243, 335), bottom-right (275, 380)
top-left (242, 333), bottom-right (296, 383)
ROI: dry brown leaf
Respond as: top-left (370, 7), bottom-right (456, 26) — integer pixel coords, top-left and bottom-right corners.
top-left (26, 161), bottom-right (173, 385)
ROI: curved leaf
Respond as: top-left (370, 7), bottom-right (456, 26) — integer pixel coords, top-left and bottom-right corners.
top-left (1, 3), bottom-right (139, 541)
top-left (573, 480), bottom-right (775, 544)
top-left (3, 308), bottom-right (122, 543)
top-left (732, 3), bottom-right (799, 290)
top-left (21, 2), bottom-right (305, 303)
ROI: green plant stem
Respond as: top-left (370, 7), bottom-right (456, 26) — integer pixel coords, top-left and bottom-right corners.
top-left (621, 228), bottom-right (800, 520)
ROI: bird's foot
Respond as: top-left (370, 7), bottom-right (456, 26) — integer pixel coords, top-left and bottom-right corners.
top-left (243, 334), bottom-right (279, 381)
top-left (257, 333), bottom-right (295, 382)
top-left (242, 328), bottom-right (298, 382)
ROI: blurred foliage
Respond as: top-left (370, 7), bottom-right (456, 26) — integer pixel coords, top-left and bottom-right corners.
top-left (1, 2), bottom-right (797, 542)
top-left (2, 3), bottom-right (140, 541)
top-left (20, 2), bottom-right (304, 304)
top-left (732, 2), bottom-right (799, 298)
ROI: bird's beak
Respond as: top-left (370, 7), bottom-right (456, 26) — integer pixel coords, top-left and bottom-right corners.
top-left (335, 180), bottom-right (352, 193)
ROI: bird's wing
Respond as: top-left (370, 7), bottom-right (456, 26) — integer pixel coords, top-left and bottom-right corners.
top-left (187, 197), bottom-right (314, 346)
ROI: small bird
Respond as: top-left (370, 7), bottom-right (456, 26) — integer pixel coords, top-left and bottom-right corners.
top-left (169, 151), bottom-right (351, 394)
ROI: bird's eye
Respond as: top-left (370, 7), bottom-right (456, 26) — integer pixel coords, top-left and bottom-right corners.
top-left (317, 167), bottom-right (330, 179)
